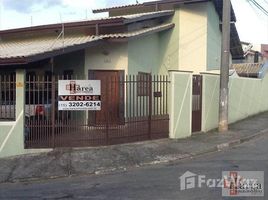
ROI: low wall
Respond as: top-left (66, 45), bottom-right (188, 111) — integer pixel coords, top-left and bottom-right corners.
top-left (202, 73), bottom-right (268, 132)
top-left (0, 70), bottom-right (51, 158)
top-left (169, 71), bottom-right (192, 139)
top-left (0, 125), bottom-right (14, 150)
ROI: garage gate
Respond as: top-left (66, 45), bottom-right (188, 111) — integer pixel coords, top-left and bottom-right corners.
top-left (24, 72), bottom-right (170, 148)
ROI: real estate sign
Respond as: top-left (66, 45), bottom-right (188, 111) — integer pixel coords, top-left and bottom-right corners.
top-left (58, 80), bottom-right (101, 111)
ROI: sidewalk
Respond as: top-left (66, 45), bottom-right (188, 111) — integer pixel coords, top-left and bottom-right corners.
top-left (1, 112), bottom-right (268, 183)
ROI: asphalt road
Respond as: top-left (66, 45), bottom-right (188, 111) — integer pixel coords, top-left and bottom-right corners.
top-left (0, 134), bottom-right (267, 200)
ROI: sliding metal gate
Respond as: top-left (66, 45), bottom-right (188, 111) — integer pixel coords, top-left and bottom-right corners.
top-left (25, 74), bottom-right (169, 148)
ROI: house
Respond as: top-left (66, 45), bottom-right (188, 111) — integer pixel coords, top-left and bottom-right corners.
top-left (235, 41), bottom-right (264, 64)
top-left (0, 0), bottom-right (244, 157)
top-left (232, 63), bottom-right (263, 78)
top-left (0, 0), bottom-right (244, 75)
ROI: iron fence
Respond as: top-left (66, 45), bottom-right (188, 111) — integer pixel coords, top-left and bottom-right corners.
top-left (0, 74), bottom-right (16, 121)
top-left (25, 74), bottom-right (169, 148)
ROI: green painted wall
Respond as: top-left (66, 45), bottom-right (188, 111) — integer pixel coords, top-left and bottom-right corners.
top-left (0, 115), bottom-right (25, 158)
top-left (159, 11), bottom-right (180, 74)
top-left (159, 2), bottom-right (222, 74)
top-left (0, 70), bottom-right (51, 158)
top-left (201, 74), bottom-right (219, 132)
top-left (202, 74), bottom-right (268, 132)
top-left (0, 70), bottom-right (25, 158)
top-left (128, 34), bottom-right (160, 75)
top-left (169, 72), bottom-right (192, 139)
top-left (206, 2), bottom-right (221, 71)
top-left (228, 76), bottom-right (268, 123)
top-left (0, 126), bottom-right (12, 144)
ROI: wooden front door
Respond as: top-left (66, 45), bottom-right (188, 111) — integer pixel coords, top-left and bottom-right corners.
top-left (88, 70), bottom-right (124, 125)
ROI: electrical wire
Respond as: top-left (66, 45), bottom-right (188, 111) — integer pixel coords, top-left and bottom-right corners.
top-left (247, 0), bottom-right (268, 16)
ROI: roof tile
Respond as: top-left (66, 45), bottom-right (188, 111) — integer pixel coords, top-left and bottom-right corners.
top-left (0, 23), bottom-right (174, 60)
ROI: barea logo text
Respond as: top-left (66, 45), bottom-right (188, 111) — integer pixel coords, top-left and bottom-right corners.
top-left (66, 81), bottom-right (94, 94)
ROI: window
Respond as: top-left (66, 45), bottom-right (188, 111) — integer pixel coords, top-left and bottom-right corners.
top-left (137, 72), bottom-right (151, 96)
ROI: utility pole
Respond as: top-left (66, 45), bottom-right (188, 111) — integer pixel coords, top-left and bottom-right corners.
top-left (219, 0), bottom-right (231, 132)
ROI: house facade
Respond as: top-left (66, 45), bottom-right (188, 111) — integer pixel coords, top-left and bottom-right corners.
top-left (0, 0), bottom-right (244, 158)
top-left (0, 0), bottom-right (243, 76)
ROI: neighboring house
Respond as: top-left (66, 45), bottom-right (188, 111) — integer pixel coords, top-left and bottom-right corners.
top-left (232, 63), bottom-right (263, 78)
top-left (236, 42), bottom-right (268, 64)
top-left (235, 41), bottom-right (264, 64)
top-left (232, 61), bottom-right (268, 78)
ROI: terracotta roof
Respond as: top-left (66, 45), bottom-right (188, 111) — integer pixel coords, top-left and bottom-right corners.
top-left (232, 63), bottom-right (263, 78)
top-left (0, 23), bottom-right (174, 65)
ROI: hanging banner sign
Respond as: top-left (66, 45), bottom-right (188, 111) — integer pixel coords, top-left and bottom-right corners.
top-left (58, 80), bottom-right (101, 111)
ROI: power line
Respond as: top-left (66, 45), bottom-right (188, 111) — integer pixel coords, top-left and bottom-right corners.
top-left (247, 0), bottom-right (265, 18)
top-left (247, 0), bottom-right (268, 16)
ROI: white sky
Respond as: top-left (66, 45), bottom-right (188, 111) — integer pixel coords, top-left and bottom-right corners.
top-left (0, 0), bottom-right (267, 44)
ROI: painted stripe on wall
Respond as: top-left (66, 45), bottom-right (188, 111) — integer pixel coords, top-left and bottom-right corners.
top-left (174, 75), bottom-right (191, 132)
top-left (0, 111), bottom-right (23, 153)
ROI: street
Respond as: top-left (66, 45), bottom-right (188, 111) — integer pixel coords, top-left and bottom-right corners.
top-left (0, 133), bottom-right (267, 200)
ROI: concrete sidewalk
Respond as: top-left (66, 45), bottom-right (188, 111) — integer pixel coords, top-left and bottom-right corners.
top-left (1, 112), bottom-right (268, 183)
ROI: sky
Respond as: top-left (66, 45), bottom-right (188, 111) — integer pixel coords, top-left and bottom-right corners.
top-left (0, 0), bottom-right (267, 44)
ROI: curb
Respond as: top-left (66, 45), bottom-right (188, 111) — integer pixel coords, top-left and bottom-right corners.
top-left (1, 129), bottom-right (268, 184)
top-left (216, 129), bottom-right (268, 152)
top-left (94, 128), bottom-right (268, 176)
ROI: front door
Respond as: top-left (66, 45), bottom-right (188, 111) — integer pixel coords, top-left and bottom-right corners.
top-left (88, 70), bottom-right (124, 125)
